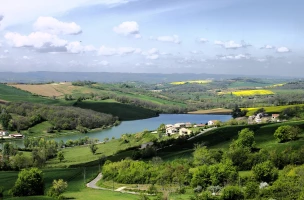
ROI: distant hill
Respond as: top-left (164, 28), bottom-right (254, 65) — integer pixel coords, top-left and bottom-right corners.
top-left (0, 71), bottom-right (291, 84)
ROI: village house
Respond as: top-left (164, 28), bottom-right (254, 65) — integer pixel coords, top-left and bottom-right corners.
top-left (194, 123), bottom-right (205, 128)
top-left (166, 127), bottom-right (178, 135)
top-left (272, 114), bottom-right (280, 122)
top-left (9, 134), bottom-right (23, 139)
top-left (174, 123), bottom-right (186, 129)
top-left (185, 122), bottom-right (192, 128)
top-left (208, 120), bottom-right (219, 126)
top-left (165, 124), bottom-right (173, 129)
top-left (0, 130), bottom-right (8, 136)
top-left (179, 128), bottom-right (192, 136)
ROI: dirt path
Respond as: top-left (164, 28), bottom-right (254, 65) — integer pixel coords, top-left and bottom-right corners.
top-left (86, 173), bottom-right (151, 195)
top-left (86, 173), bottom-right (108, 190)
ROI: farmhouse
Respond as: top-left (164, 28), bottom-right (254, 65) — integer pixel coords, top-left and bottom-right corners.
top-left (0, 130), bottom-right (8, 136)
top-left (194, 124), bottom-right (205, 128)
top-left (272, 114), bottom-right (280, 122)
top-left (174, 123), bottom-right (186, 129)
top-left (272, 114), bottom-right (280, 119)
top-left (185, 122), bottom-right (192, 128)
top-left (208, 120), bottom-right (219, 126)
top-left (166, 127), bottom-right (178, 135)
top-left (9, 134), bottom-right (24, 139)
top-left (179, 128), bottom-right (192, 136)
top-left (165, 124), bottom-right (174, 128)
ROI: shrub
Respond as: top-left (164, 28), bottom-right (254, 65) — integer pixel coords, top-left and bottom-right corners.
top-left (10, 168), bottom-right (44, 196)
top-left (221, 186), bottom-right (244, 200)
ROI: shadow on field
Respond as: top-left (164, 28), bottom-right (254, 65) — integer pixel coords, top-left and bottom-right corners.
top-left (74, 101), bottom-right (158, 121)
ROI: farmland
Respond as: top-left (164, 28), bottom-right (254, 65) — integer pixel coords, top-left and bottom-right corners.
top-left (11, 82), bottom-right (100, 98)
top-left (232, 89), bottom-right (274, 96)
top-left (170, 80), bottom-right (212, 85)
top-left (244, 104), bottom-right (304, 116)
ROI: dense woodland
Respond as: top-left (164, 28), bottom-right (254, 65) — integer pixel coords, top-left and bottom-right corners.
top-left (0, 102), bottom-right (117, 132)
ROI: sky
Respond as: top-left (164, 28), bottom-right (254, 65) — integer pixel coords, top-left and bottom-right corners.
top-left (0, 0), bottom-right (303, 76)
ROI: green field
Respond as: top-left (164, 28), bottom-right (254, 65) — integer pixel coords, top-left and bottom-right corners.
top-left (0, 166), bottom-right (99, 199)
top-left (75, 99), bottom-right (158, 121)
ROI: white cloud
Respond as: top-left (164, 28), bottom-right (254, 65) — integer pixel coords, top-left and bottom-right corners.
top-left (277, 47), bottom-right (291, 53)
top-left (0, 55), bottom-right (7, 59)
top-left (261, 45), bottom-right (274, 49)
top-left (147, 48), bottom-right (158, 55)
top-left (4, 50), bottom-right (9, 53)
top-left (113, 21), bottom-right (141, 38)
top-left (154, 35), bottom-right (181, 44)
top-left (23, 56), bottom-right (30, 59)
top-left (5, 32), bottom-right (67, 48)
top-left (98, 46), bottom-right (117, 56)
top-left (0, 0), bottom-right (136, 29)
top-left (198, 38), bottom-right (208, 43)
top-left (99, 60), bottom-right (109, 66)
top-left (66, 41), bottom-right (96, 53)
top-left (218, 54), bottom-right (250, 60)
top-left (145, 62), bottom-right (153, 66)
top-left (142, 48), bottom-right (159, 60)
top-left (214, 40), bottom-right (250, 49)
top-left (257, 58), bottom-right (267, 62)
top-left (33, 16), bottom-right (82, 35)
top-left (146, 54), bottom-right (159, 60)
top-left (98, 46), bottom-right (140, 56)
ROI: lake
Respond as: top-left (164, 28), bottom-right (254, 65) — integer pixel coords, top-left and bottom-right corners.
top-left (53, 114), bottom-right (231, 142)
top-left (0, 114), bottom-right (231, 148)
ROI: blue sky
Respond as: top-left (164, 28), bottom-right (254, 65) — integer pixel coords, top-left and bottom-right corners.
top-left (0, 0), bottom-right (303, 76)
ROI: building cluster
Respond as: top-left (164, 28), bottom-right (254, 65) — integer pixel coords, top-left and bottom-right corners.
top-left (165, 120), bottom-right (219, 136)
top-left (248, 113), bottom-right (280, 124)
top-left (165, 122), bottom-right (192, 136)
top-left (0, 130), bottom-right (23, 138)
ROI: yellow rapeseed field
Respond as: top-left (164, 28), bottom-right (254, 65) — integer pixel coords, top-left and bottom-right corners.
top-left (232, 90), bottom-right (274, 96)
top-left (171, 80), bottom-right (212, 85)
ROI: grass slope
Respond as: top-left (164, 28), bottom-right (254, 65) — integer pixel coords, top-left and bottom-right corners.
top-left (158, 121), bottom-right (304, 161)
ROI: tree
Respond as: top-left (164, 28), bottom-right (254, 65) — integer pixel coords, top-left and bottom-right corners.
top-left (47, 179), bottom-right (68, 198)
top-left (57, 151), bottom-right (64, 162)
top-left (231, 105), bottom-right (247, 119)
top-left (254, 108), bottom-right (265, 115)
top-left (274, 125), bottom-right (300, 143)
top-left (10, 168), bottom-right (44, 196)
top-left (244, 180), bottom-right (259, 199)
top-left (157, 123), bottom-right (166, 133)
top-left (89, 143), bottom-right (98, 155)
top-left (252, 161), bottom-right (278, 183)
top-left (0, 109), bottom-right (12, 129)
top-left (193, 146), bottom-right (220, 166)
top-left (220, 186), bottom-right (245, 200)
top-left (231, 128), bottom-right (255, 150)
